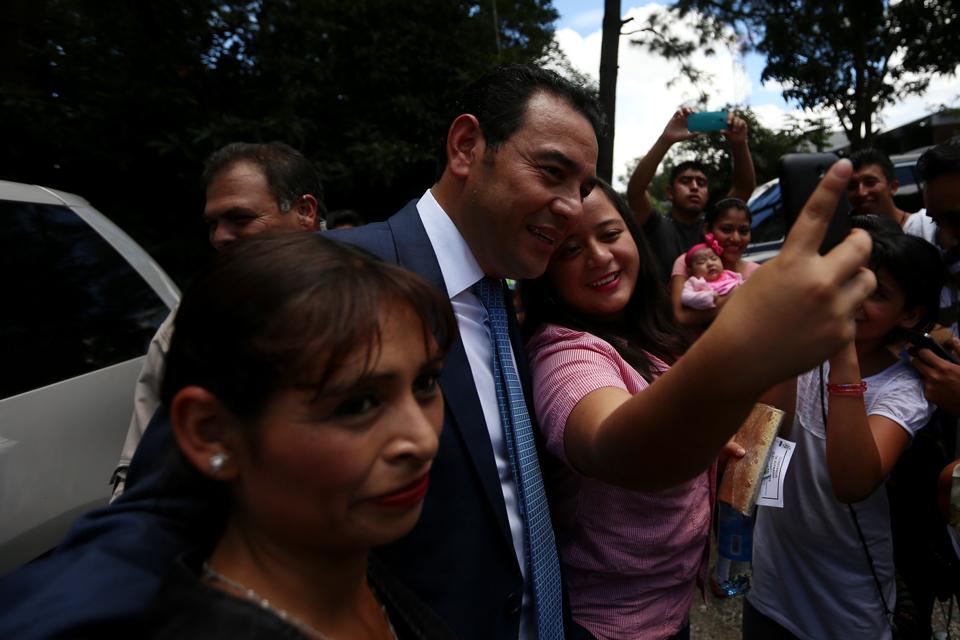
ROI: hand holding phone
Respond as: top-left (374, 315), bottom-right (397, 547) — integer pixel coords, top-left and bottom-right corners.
top-left (910, 332), bottom-right (959, 365)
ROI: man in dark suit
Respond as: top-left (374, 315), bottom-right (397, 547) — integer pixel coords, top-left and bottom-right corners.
top-left (0, 63), bottom-right (602, 640)
top-left (328, 64), bottom-right (603, 640)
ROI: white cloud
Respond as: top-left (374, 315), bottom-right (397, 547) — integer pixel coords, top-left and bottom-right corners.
top-left (556, 3), bottom-right (752, 187)
top-left (555, 3), bottom-right (960, 187)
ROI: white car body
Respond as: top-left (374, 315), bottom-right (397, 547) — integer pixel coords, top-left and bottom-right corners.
top-left (0, 181), bottom-right (179, 574)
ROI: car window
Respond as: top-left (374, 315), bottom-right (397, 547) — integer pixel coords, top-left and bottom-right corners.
top-left (895, 165), bottom-right (917, 187)
top-left (0, 200), bottom-right (168, 399)
top-left (748, 184), bottom-right (786, 244)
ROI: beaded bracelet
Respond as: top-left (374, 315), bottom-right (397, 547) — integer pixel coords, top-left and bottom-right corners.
top-left (826, 380), bottom-right (868, 396)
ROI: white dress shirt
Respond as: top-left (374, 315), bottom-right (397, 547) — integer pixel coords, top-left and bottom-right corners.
top-left (417, 189), bottom-right (536, 639)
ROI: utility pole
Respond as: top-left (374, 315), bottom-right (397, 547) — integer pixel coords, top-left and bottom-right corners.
top-left (597, 0), bottom-right (624, 183)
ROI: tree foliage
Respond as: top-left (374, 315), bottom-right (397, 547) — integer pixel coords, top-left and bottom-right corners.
top-left (630, 0), bottom-right (960, 150)
top-left (1, 0), bottom-right (559, 283)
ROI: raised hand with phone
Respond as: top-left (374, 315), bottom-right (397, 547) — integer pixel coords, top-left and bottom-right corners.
top-left (626, 106), bottom-right (757, 282)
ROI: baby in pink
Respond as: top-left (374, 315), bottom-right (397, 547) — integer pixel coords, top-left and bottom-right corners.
top-left (681, 235), bottom-right (743, 310)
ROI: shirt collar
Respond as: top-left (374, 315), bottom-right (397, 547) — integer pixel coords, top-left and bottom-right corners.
top-left (417, 188), bottom-right (485, 299)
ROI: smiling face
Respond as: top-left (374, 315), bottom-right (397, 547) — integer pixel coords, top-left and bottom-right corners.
top-left (230, 302), bottom-right (444, 552)
top-left (854, 267), bottom-right (920, 345)
top-left (460, 92), bottom-right (599, 280)
top-left (667, 168), bottom-right (709, 217)
top-left (546, 188), bottom-right (640, 322)
top-left (688, 247), bottom-right (724, 281)
top-left (204, 161), bottom-right (310, 251)
top-left (706, 207), bottom-right (751, 266)
top-left (847, 163), bottom-right (899, 216)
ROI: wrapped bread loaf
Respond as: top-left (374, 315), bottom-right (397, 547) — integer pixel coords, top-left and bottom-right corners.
top-left (718, 403), bottom-right (785, 515)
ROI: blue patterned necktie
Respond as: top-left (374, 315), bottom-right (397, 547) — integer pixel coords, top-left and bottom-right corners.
top-left (475, 277), bottom-right (564, 640)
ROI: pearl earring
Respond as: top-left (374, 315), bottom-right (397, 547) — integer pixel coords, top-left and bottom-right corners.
top-left (209, 452), bottom-right (229, 474)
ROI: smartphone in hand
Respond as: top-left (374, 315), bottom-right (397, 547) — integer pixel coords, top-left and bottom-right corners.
top-left (910, 332), bottom-right (959, 365)
top-left (687, 111), bottom-right (728, 133)
top-left (779, 153), bottom-right (852, 255)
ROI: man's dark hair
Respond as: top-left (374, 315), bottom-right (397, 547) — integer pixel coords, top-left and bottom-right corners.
top-left (668, 160), bottom-right (709, 185)
top-left (438, 64), bottom-right (605, 169)
top-left (849, 148), bottom-right (896, 183)
top-left (917, 136), bottom-right (960, 183)
top-left (327, 209), bottom-right (366, 229)
top-left (203, 142), bottom-right (328, 222)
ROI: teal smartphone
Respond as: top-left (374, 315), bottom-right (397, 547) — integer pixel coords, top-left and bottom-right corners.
top-left (687, 110), bottom-right (728, 132)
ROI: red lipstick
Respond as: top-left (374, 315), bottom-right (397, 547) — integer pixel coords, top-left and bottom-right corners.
top-left (372, 475), bottom-right (430, 508)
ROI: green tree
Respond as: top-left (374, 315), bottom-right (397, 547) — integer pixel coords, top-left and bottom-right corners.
top-left (630, 0), bottom-right (959, 150)
top-left (1, 0), bottom-right (559, 283)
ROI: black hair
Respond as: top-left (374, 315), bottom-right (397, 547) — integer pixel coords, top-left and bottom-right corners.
top-left (161, 234), bottom-right (457, 423)
top-left (203, 142), bottom-right (328, 224)
top-left (327, 209), bottom-right (366, 229)
top-left (521, 179), bottom-right (686, 382)
top-left (668, 160), bottom-right (709, 185)
top-left (850, 215), bottom-right (944, 341)
top-left (917, 136), bottom-right (960, 183)
top-left (848, 213), bottom-right (903, 237)
top-left (437, 64), bottom-right (605, 171)
top-left (849, 148), bottom-right (896, 183)
top-left (704, 197), bottom-right (752, 229)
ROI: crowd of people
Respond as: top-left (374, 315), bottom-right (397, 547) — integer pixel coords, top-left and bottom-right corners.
top-left (1, 62), bottom-right (959, 640)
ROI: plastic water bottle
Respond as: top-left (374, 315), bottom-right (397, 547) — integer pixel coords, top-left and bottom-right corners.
top-left (715, 502), bottom-right (754, 597)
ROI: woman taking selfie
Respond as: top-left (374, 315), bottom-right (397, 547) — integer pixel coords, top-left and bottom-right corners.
top-left (522, 180), bottom-right (807, 639)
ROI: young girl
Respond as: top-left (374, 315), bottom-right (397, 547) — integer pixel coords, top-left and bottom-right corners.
top-left (745, 224), bottom-right (945, 640)
top-left (521, 178), bottom-right (847, 639)
top-left (680, 234), bottom-right (743, 310)
top-left (672, 198), bottom-right (757, 328)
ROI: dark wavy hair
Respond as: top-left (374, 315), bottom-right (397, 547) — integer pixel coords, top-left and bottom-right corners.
top-left (437, 63), bottom-right (605, 174)
top-left (704, 197), bottom-right (752, 229)
top-left (521, 179), bottom-right (686, 382)
top-left (162, 234), bottom-right (457, 423)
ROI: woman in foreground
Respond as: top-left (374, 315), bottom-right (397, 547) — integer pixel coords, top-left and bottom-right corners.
top-left (146, 234), bottom-right (457, 638)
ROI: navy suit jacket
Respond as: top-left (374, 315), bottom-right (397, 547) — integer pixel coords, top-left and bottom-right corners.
top-left (330, 200), bottom-right (540, 639)
top-left (0, 200), bottom-right (547, 640)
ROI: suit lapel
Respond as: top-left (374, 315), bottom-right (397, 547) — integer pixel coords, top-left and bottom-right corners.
top-left (387, 204), bottom-right (515, 547)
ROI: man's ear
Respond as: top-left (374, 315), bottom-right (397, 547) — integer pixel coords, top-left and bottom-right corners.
top-left (889, 179), bottom-right (900, 195)
top-left (294, 195), bottom-right (319, 231)
top-left (170, 386), bottom-right (243, 480)
top-left (445, 114), bottom-right (484, 179)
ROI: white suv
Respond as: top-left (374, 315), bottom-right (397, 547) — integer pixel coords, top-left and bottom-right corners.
top-left (0, 181), bottom-right (179, 574)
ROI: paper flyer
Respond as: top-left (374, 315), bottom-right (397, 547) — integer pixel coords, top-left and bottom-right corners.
top-left (756, 437), bottom-right (795, 509)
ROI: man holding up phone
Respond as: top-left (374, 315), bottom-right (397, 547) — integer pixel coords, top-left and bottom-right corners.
top-left (627, 107), bottom-right (756, 281)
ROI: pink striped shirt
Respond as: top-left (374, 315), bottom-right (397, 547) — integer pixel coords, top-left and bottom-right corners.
top-left (527, 324), bottom-right (713, 640)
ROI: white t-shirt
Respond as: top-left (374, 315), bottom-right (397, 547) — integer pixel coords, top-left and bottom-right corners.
top-left (749, 360), bottom-right (935, 640)
top-left (903, 208), bottom-right (936, 242)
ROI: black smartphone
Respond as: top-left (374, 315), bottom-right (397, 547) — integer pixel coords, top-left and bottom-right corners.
top-left (779, 153), bottom-right (851, 255)
top-left (910, 332), bottom-right (959, 365)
